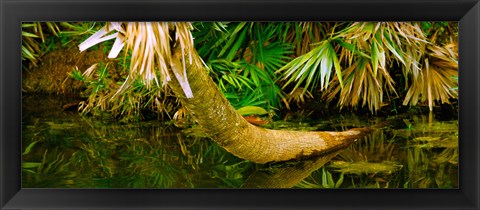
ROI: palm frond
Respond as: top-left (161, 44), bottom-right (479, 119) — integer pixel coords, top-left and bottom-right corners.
top-left (21, 22), bottom-right (61, 66)
top-left (325, 57), bottom-right (396, 112)
top-left (213, 61), bottom-right (255, 92)
top-left (336, 22), bottom-right (427, 88)
top-left (281, 22), bottom-right (330, 56)
top-left (192, 22), bottom-right (231, 60)
top-left (78, 22), bottom-right (199, 100)
top-left (402, 40), bottom-right (458, 111)
top-left (244, 41), bottom-right (294, 78)
top-left (277, 40), bottom-right (342, 93)
top-left (214, 22), bottom-right (249, 61)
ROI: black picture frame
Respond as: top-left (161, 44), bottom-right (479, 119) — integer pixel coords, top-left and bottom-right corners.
top-left (1, 0), bottom-right (479, 209)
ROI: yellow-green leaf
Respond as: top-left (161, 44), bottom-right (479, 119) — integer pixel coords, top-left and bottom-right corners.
top-left (22, 31), bottom-right (39, 38)
top-left (371, 39), bottom-right (379, 76)
top-left (22, 162), bottom-right (42, 169)
top-left (22, 140), bottom-right (40, 155)
top-left (236, 106), bottom-right (268, 116)
top-left (329, 42), bottom-right (343, 89)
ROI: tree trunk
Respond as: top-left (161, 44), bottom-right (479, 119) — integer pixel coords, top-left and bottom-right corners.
top-left (168, 48), bottom-right (374, 164)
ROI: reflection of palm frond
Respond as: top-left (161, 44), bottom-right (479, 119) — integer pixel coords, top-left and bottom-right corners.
top-left (23, 149), bottom-right (74, 188)
top-left (336, 130), bottom-right (396, 163)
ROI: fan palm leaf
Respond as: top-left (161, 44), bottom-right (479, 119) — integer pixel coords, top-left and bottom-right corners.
top-left (194, 22), bottom-right (295, 108)
top-left (281, 22), bottom-right (329, 56)
top-left (336, 22), bottom-right (427, 87)
top-left (278, 22), bottom-right (434, 112)
top-left (277, 40), bottom-right (343, 93)
top-left (79, 22), bottom-right (199, 100)
top-left (402, 40), bottom-right (458, 111)
top-left (325, 57), bottom-right (396, 112)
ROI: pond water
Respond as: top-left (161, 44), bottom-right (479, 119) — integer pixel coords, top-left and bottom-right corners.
top-left (22, 94), bottom-right (458, 188)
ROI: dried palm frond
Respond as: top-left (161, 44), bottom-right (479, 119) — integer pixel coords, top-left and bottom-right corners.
top-left (389, 22), bottom-right (428, 87)
top-left (402, 40), bottom-right (458, 111)
top-left (335, 22), bottom-right (427, 86)
top-left (280, 22), bottom-right (424, 112)
top-left (318, 22), bottom-right (430, 112)
top-left (78, 22), bottom-right (198, 100)
top-left (325, 57), bottom-right (397, 112)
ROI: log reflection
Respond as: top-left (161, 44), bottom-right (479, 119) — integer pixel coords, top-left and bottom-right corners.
top-left (242, 150), bottom-right (342, 188)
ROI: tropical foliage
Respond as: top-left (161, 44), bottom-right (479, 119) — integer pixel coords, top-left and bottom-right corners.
top-left (22, 21), bottom-right (458, 121)
top-left (21, 22), bottom-right (459, 189)
top-left (22, 22), bottom-right (99, 67)
top-left (22, 22), bottom-right (61, 67)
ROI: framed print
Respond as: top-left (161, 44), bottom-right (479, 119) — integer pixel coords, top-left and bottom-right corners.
top-left (1, 0), bottom-right (479, 209)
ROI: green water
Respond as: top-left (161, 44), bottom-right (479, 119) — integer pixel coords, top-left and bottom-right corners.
top-left (22, 94), bottom-right (458, 188)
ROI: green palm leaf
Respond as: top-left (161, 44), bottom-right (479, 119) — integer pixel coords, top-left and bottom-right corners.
top-left (277, 40), bottom-right (342, 93)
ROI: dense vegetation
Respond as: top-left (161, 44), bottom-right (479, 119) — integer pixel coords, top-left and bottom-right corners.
top-left (21, 22), bottom-right (459, 188)
top-left (22, 22), bottom-right (458, 121)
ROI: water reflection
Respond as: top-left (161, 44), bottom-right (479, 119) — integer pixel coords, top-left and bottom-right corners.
top-left (298, 116), bottom-right (458, 189)
top-left (22, 94), bottom-right (458, 188)
top-left (242, 151), bottom-right (341, 188)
